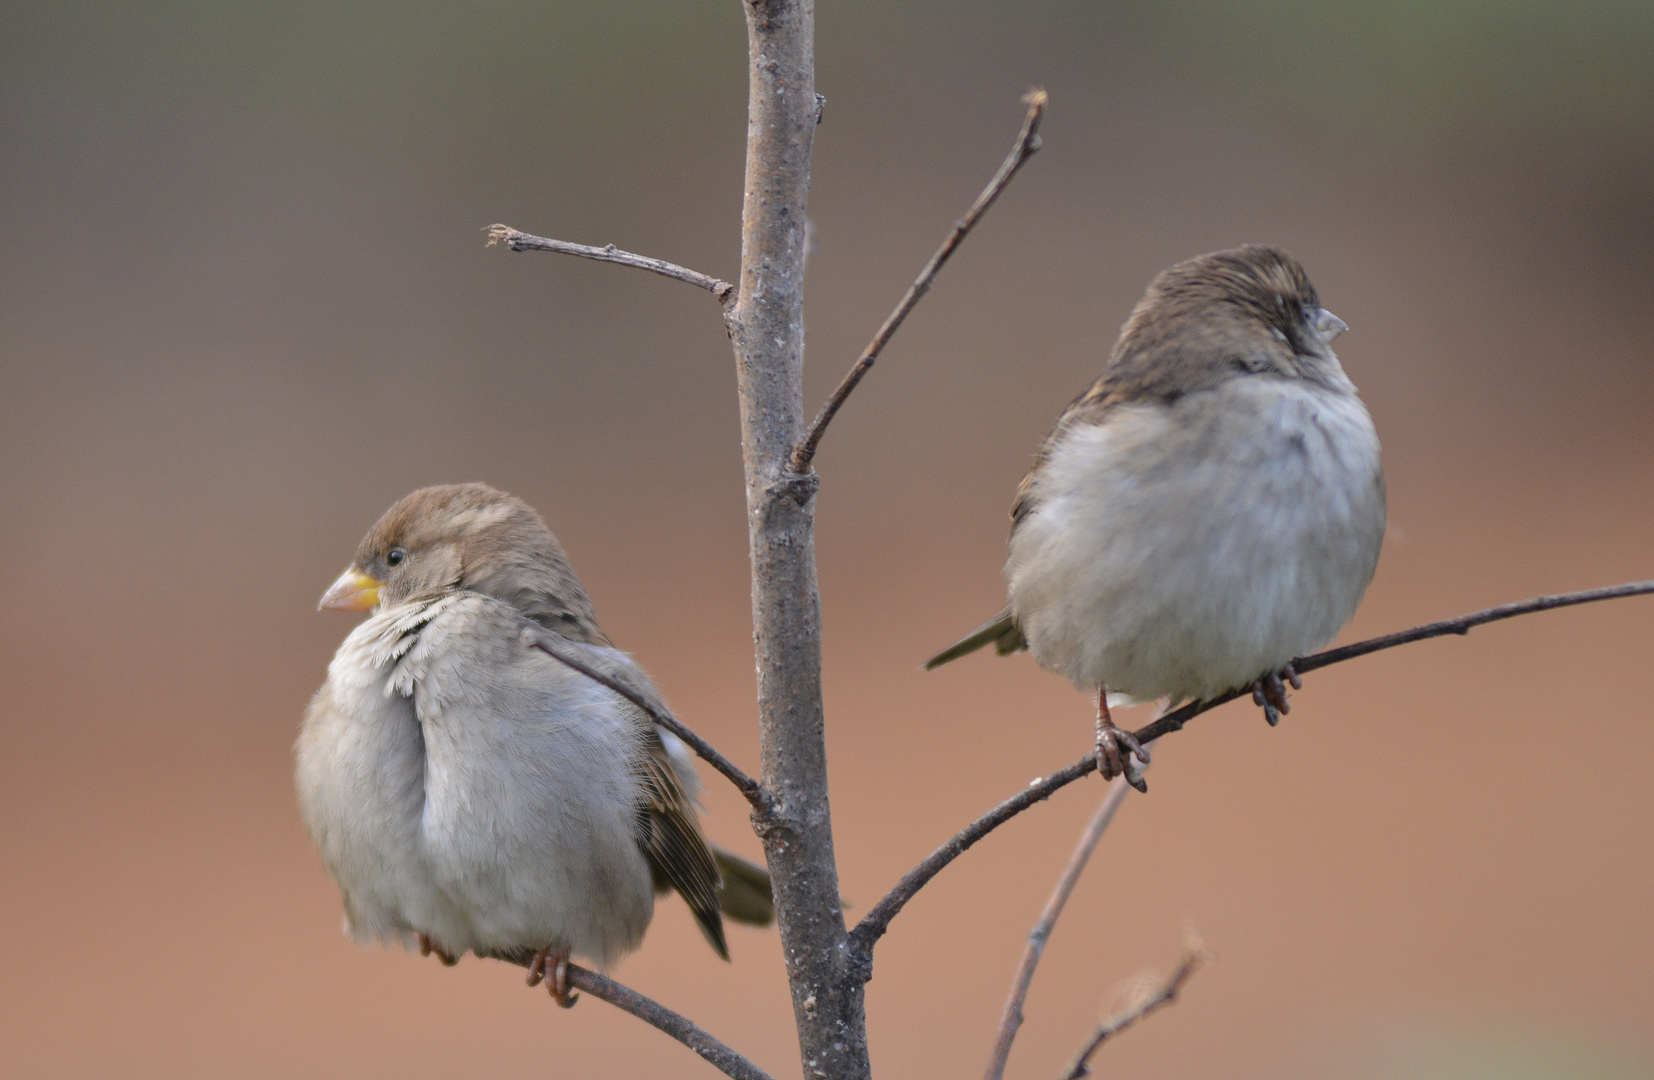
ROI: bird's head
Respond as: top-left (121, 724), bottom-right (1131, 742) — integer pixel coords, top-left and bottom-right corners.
top-left (1107, 245), bottom-right (1352, 398)
top-left (318, 483), bottom-right (605, 641)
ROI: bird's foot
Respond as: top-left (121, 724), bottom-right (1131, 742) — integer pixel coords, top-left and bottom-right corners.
top-left (1251, 662), bottom-right (1303, 727)
top-left (417, 933), bottom-right (458, 966)
top-left (1096, 720), bottom-right (1150, 794)
top-left (526, 946), bottom-right (579, 1008)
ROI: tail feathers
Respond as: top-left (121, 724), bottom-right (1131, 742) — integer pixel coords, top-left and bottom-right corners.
top-left (711, 846), bottom-right (775, 928)
top-left (924, 609), bottom-right (1026, 670)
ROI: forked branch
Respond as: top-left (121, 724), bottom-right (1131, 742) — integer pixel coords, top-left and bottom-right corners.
top-left (851, 578), bottom-right (1654, 955)
top-left (520, 627), bottom-right (770, 810)
top-left (495, 955), bottom-right (773, 1080)
top-left (791, 89), bottom-right (1048, 472)
top-left (1058, 947), bottom-right (1210, 1080)
top-left (983, 776), bottom-right (1134, 1080)
top-left (486, 225), bottom-right (735, 302)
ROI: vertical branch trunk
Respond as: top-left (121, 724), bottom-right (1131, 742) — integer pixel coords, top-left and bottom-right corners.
top-left (727, 2), bottom-right (869, 1079)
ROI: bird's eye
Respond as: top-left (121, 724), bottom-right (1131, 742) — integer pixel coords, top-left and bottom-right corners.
top-left (386, 547), bottom-right (407, 567)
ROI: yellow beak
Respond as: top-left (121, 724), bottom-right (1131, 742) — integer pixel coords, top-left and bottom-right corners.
top-left (318, 568), bottom-right (381, 612)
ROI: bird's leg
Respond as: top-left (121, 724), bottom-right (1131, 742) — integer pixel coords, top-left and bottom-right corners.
top-left (526, 946), bottom-right (579, 1008)
top-left (417, 933), bottom-right (458, 966)
top-left (1095, 686), bottom-right (1149, 793)
top-left (1251, 661), bottom-right (1302, 727)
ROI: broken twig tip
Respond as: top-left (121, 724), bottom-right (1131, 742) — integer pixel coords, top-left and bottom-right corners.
top-left (793, 86), bottom-right (1051, 470)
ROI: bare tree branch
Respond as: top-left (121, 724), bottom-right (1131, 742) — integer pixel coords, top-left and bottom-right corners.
top-left (1135, 577), bottom-right (1654, 745)
top-left (1057, 948), bottom-right (1210, 1080)
top-left (852, 578), bottom-right (1654, 957)
top-left (486, 225), bottom-right (735, 302)
top-left (494, 956), bottom-right (774, 1080)
top-left (790, 89), bottom-right (1048, 472)
top-left (519, 627), bottom-right (770, 810)
top-left (984, 776), bottom-right (1134, 1080)
top-left (849, 756), bottom-right (1098, 960)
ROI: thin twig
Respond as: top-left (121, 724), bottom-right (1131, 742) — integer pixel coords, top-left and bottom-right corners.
top-left (983, 776), bottom-right (1133, 1080)
top-left (790, 89), bottom-right (1048, 472)
top-left (494, 956), bottom-right (774, 1080)
top-left (1057, 948), bottom-right (1210, 1080)
top-left (486, 225), bottom-right (735, 302)
top-left (852, 578), bottom-right (1654, 954)
top-left (849, 757), bottom-right (1097, 958)
top-left (520, 627), bottom-right (771, 810)
top-left (1135, 577), bottom-right (1654, 745)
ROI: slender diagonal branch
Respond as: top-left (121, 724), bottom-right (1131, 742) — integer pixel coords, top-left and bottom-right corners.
top-left (849, 756), bottom-right (1097, 959)
top-left (1057, 948), bottom-right (1210, 1080)
top-left (486, 225), bottom-right (735, 302)
top-left (494, 956), bottom-right (774, 1080)
top-left (1134, 577), bottom-right (1654, 745)
top-left (520, 627), bottom-right (770, 810)
top-left (852, 578), bottom-right (1654, 954)
top-left (790, 89), bottom-right (1048, 472)
top-left (983, 776), bottom-right (1134, 1080)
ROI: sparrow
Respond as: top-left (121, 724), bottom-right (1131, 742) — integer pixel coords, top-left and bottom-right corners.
top-left (296, 483), bottom-right (772, 1006)
top-left (926, 246), bottom-right (1385, 791)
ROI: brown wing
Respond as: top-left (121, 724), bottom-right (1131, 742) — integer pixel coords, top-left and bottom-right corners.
top-left (635, 732), bottom-right (728, 959)
top-left (526, 629), bottom-right (735, 956)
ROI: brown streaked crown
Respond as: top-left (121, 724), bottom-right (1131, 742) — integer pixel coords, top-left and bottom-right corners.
top-left (352, 483), bottom-right (609, 644)
top-left (1011, 245), bottom-right (1344, 528)
top-left (1099, 244), bottom-right (1335, 403)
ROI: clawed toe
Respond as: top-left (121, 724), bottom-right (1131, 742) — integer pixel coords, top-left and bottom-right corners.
top-left (1093, 687), bottom-right (1149, 792)
top-left (1251, 662), bottom-right (1301, 727)
top-left (527, 947), bottom-right (579, 1008)
top-left (1095, 723), bottom-right (1149, 793)
top-left (417, 933), bottom-right (458, 966)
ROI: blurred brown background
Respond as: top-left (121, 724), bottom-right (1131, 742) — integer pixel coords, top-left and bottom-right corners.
top-left (2, 2), bottom-right (1652, 1078)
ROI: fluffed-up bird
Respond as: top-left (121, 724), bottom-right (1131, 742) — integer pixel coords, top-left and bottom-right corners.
top-left (927, 246), bottom-right (1386, 791)
top-left (297, 483), bottom-right (772, 1005)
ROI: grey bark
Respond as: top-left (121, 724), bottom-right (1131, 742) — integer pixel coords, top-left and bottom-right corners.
top-left (725, 2), bottom-right (870, 1079)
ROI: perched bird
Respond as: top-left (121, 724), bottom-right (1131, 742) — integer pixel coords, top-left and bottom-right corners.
top-left (296, 483), bottom-right (772, 1006)
top-left (927, 246), bottom-right (1385, 791)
